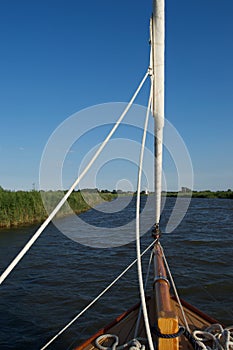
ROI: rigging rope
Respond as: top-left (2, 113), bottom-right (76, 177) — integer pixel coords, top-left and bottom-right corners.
top-left (40, 240), bottom-right (157, 350)
top-left (134, 249), bottom-right (154, 338)
top-left (158, 242), bottom-right (191, 333)
top-left (0, 71), bottom-right (149, 286)
top-left (135, 76), bottom-right (154, 350)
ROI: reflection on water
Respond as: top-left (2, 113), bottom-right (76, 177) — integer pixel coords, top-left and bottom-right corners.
top-left (53, 196), bottom-right (152, 248)
top-left (0, 197), bottom-right (232, 349)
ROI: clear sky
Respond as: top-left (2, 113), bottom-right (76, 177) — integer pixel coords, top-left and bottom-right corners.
top-left (0, 0), bottom-right (232, 191)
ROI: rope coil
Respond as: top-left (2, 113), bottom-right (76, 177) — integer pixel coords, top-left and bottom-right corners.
top-left (151, 325), bottom-right (185, 339)
top-left (192, 324), bottom-right (233, 350)
top-left (95, 334), bottom-right (147, 350)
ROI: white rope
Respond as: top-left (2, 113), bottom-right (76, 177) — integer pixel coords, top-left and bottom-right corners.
top-left (134, 249), bottom-right (154, 338)
top-left (95, 334), bottom-right (147, 350)
top-left (40, 240), bottom-right (156, 350)
top-left (158, 242), bottom-right (191, 333)
top-left (193, 324), bottom-right (233, 350)
top-left (135, 78), bottom-right (154, 350)
top-left (0, 71), bottom-right (149, 286)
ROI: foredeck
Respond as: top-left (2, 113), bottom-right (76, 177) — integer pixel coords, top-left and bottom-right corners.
top-left (74, 295), bottom-right (219, 350)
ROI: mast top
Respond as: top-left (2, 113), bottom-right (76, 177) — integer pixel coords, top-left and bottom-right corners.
top-left (151, 0), bottom-right (165, 226)
top-left (151, 0), bottom-right (165, 130)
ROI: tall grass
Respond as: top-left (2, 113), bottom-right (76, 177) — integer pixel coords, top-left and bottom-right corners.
top-left (0, 188), bottom-right (116, 228)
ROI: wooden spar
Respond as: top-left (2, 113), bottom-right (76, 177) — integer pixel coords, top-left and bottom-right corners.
top-left (153, 244), bottom-right (179, 350)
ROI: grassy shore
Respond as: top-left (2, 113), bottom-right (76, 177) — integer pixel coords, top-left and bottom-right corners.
top-left (0, 188), bottom-right (117, 228)
top-left (0, 187), bottom-right (232, 229)
top-left (165, 190), bottom-right (233, 199)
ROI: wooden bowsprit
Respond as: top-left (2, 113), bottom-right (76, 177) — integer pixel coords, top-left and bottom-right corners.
top-left (153, 243), bottom-right (179, 350)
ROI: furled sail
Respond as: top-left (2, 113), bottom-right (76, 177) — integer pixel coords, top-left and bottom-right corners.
top-left (151, 0), bottom-right (165, 227)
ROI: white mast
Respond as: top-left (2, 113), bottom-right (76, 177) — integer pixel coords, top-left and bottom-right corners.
top-left (151, 0), bottom-right (165, 230)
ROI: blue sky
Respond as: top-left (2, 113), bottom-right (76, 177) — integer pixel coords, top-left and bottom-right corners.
top-left (0, 0), bottom-right (232, 191)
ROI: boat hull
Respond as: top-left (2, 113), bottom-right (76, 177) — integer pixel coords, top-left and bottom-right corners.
top-left (74, 295), bottom-right (219, 350)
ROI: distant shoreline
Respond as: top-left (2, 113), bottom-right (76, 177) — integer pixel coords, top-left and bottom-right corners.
top-left (0, 188), bottom-right (232, 229)
top-left (164, 189), bottom-right (233, 199)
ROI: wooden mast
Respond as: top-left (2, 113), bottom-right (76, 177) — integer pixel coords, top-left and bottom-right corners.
top-left (151, 1), bottom-right (179, 349)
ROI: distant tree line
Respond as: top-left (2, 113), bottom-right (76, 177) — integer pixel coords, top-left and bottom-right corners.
top-left (192, 189), bottom-right (233, 199)
top-left (0, 186), bottom-right (232, 229)
top-left (165, 189), bottom-right (233, 199)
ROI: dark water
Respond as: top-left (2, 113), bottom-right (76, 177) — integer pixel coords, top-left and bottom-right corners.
top-left (0, 197), bottom-right (232, 349)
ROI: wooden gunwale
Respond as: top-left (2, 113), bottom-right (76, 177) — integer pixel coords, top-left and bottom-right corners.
top-left (73, 298), bottom-right (150, 350)
top-left (73, 295), bottom-right (220, 350)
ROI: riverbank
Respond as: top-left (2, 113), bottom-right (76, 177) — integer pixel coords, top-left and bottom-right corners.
top-left (0, 189), bottom-right (117, 228)
top-left (1, 188), bottom-right (232, 229)
top-left (165, 190), bottom-right (233, 199)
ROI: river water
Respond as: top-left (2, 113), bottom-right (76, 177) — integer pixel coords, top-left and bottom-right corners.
top-left (0, 197), bottom-right (232, 349)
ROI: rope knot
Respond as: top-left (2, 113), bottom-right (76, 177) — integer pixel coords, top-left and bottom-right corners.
top-left (129, 339), bottom-right (145, 350)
